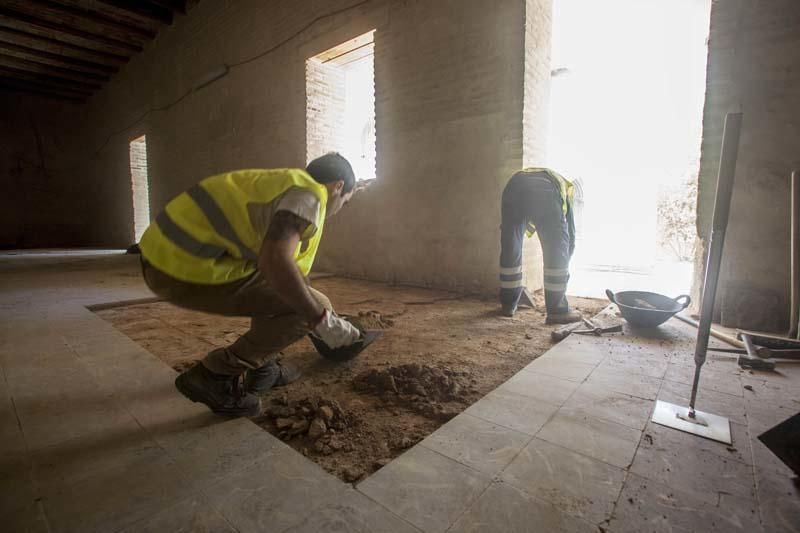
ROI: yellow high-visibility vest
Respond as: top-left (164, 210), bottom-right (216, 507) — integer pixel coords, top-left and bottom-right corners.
top-left (520, 167), bottom-right (575, 237)
top-left (139, 168), bottom-right (328, 284)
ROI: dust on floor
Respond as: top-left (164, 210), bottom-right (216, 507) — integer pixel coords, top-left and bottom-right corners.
top-left (97, 277), bottom-right (606, 483)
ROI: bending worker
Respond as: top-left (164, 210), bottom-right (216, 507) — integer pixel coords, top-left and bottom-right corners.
top-left (499, 168), bottom-right (581, 324)
top-left (139, 153), bottom-right (361, 417)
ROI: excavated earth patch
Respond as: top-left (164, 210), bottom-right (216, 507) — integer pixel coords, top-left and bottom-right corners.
top-left (98, 276), bottom-right (605, 482)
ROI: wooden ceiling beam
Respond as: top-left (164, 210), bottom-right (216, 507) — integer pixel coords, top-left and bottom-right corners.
top-left (0, 27), bottom-right (127, 65)
top-left (0, 0), bottom-right (186, 98)
top-left (0, 75), bottom-right (88, 97)
top-left (0, 54), bottom-right (109, 83)
top-left (94, 0), bottom-right (173, 26)
top-left (4, 0), bottom-right (157, 42)
top-left (0, 8), bottom-right (142, 55)
top-left (0, 40), bottom-right (116, 76)
top-left (0, 65), bottom-right (99, 92)
top-left (0, 81), bottom-right (85, 102)
top-left (147, 0), bottom-right (187, 15)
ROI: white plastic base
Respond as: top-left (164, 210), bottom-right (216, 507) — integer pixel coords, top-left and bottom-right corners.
top-left (651, 400), bottom-right (732, 444)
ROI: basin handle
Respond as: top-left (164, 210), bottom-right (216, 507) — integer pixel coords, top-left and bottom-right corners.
top-left (605, 289), bottom-right (617, 304)
top-left (673, 294), bottom-right (692, 310)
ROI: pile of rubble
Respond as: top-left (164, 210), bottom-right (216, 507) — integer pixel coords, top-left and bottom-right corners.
top-left (265, 396), bottom-right (355, 454)
top-left (353, 363), bottom-right (477, 421)
top-left (353, 363), bottom-right (473, 402)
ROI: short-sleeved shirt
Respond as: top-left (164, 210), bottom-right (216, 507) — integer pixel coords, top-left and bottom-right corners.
top-left (247, 187), bottom-right (321, 243)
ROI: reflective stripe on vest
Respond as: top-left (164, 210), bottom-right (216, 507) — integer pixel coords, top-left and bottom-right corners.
top-left (140, 169), bottom-right (328, 284)
top-left (155, 211), bottom-right (227, 259)
top-left (185, 185), bottom-right (259, 262)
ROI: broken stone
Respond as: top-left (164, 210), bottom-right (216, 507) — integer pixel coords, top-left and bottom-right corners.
top-left (382, 374), bottom-right (398, 394)
top-left (328, 399), bottom-right (344, 414)
top-left (373, 458), bottom-right (391, 469)
top-left (275, 417), bottom-right (294, 430)
top-left (319, 405), bottom-right (335, 422)
top-left (289, 419), bottom-right (310, 436)
top-left (267, 405), bottom-right (293, 418)
top-left (343, 466), bottom-right (365, 482)
top-left (308, 418), bottom-right (327, 440)
top-left (411, 384), bottom-right (427, 396)
top-left (399, 436), bottom-right (413, 449)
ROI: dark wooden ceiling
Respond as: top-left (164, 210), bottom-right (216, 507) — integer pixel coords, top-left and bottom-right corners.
top-left (0, 0), bottom-right (187, 103)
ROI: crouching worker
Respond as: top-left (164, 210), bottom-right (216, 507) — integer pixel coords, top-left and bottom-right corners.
top-left (499, 168), bottom-right (581, 324)
top-left (139, 153), bottom-right (361, 417)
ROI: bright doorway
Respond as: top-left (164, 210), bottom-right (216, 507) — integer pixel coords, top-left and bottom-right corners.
top-left (547, 0), bottom-right (711, 298)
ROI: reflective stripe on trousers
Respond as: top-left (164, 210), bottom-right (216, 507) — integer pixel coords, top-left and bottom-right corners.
top-left (543, 267), bottom-right (569, 292)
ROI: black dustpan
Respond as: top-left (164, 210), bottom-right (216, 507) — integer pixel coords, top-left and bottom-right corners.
top-left (309, 330), bottom-right (383, 362)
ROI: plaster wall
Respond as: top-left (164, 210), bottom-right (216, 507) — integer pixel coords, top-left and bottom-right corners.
top-left (2, 0), bottom-right (555, 295)
top-left (696, 0), bottom-right (800, 331)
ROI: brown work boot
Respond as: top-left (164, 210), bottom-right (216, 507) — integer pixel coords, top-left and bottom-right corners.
top-left (545, 310), bottom-right (583, 325)
top-left (175, 363), bottom-right (261, 417)
top-left (245, 361), bottom-right (302, 394)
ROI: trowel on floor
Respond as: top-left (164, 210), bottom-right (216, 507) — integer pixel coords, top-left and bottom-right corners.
top-left (309, 330), bottom-right (383, 362)
top-left (651, 113), bottom-right (742, 445)
top-left (309, 314), bottom-right (383, 363)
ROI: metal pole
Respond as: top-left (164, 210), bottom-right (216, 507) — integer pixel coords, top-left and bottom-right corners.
top-left (790, 170), bottom-right (799, 339)
top-left (689, 112), bottom-right (743, 414)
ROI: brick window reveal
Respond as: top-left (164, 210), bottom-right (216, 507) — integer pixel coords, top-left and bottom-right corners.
top-left (129, 135), bottom-right (150, 243)
top-left (306, 30), bottom-right (376, 181)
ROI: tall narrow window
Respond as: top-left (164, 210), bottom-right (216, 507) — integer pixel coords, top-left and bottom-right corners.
top-left (129, 135), bottom-right (150, 242)
top-left (306, 30), bottom-right (376, 181)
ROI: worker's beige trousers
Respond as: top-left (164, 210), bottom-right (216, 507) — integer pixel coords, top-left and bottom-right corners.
top-left (141, 260), bottom-right (332, 376)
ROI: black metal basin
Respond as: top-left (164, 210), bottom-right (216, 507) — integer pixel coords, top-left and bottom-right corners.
top-left (606, 289), bottom-right (691, 328)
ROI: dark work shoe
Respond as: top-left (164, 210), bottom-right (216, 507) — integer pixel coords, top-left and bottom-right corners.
top-left (245, 361), bottom-right (302, 394)
top-left (175, 363), bottom-right (261, 417)
top-left (501, 304), bottom-right (517, 318)
top-left (545, 310), bottom-right (583, 325)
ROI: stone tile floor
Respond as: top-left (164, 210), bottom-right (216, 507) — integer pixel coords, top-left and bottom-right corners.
top-left (1, 251), bottom-right (798, 532)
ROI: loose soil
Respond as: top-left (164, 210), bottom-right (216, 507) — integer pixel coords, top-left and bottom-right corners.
top-left (97, 276), bottom-right (605, 482)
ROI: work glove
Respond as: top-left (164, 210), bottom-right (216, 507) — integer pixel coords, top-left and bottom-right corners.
top-left (312, 309), bottom-right (361, 349)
